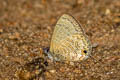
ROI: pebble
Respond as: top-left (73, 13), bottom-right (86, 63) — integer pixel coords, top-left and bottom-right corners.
top-left (0, 29), bottom-right (3, 34)
top-left (9, 32), bottom-right (20, 40)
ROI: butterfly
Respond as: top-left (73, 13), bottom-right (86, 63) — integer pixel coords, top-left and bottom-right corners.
top-left (44, 14), bottom-right (92, 62)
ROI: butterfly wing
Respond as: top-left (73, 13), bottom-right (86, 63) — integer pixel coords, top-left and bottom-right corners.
top-left (50, 14), bottom-right (92, 61)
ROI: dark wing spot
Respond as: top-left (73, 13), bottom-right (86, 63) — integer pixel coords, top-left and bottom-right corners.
top-left (83, 50), bottom-right (87, 54)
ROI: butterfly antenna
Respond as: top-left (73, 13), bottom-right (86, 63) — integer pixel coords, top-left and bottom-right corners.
top-left (89, 53), bottom-right (103, 64)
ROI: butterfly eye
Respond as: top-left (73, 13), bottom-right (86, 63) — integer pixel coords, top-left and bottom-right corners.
top-left (43, 47), bottom-right (50, 56)
top-left (83, 50), bottom-right (87, 54)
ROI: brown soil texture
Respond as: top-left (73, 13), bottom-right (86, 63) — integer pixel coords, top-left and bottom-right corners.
top-left (0, 0), bottom-right (120, 80)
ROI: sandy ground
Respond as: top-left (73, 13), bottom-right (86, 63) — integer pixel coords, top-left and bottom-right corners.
top-left (0, 0), bottom-right (120, 80)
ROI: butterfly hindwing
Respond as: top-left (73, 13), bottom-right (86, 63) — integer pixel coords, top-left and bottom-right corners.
top-left (49, 14), bottom-right (92, 61)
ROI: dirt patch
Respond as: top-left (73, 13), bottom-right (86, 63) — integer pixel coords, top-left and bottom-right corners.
top-left (0, 0), bottom-right (120, 80)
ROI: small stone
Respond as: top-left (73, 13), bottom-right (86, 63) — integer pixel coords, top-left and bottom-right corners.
top-left (92, 43), bottom-right (98, 48)
top-left (113, 18), bottom-right (120, 24)
top-left (49, 69), bottom-right (56, 73)
top-left (77, 0), bottom-right (84, 4)
top-left (9, 32), bottom-right (20, 40)
top-left (105, 9), bottom-right (111, 15)
top-left (0, 29), bottom-right (3, 34)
